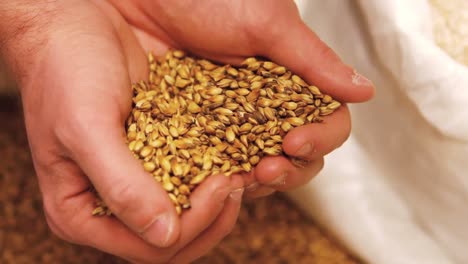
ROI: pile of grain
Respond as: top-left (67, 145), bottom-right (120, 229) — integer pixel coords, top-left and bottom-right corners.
top-left (94, 50), bottom-right (340, 215)
top-left (0, 95), bottom-right (358, 263)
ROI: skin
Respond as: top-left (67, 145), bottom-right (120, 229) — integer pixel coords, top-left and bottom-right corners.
top-left (0, 0), bottom-right (374, 263)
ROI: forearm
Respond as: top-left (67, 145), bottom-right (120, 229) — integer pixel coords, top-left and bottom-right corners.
top-left (0, 1), bottom-right (58, 83)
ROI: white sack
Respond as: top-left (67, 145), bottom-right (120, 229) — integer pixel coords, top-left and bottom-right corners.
top-left (291, 0), bottom-right (468, 263)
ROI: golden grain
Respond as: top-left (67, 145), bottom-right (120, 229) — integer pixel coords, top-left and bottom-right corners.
top-left (93, 50), bottom-right (341, 216)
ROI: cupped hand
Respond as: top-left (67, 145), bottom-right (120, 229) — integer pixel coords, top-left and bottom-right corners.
top-left (4, 0), bottom-right (373, 263)
top-left (110, 0), bottom-right (374, 198)
top-left (9, 1), bottom-right (243, 263)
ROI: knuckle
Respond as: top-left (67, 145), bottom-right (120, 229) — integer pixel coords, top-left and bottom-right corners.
top-left (103, 182), bottom-right (157, 231)
top-left (54, 112), bottom-right (91, 149)
top-left (43, 200), bottom-right (80, 244)
top-left (104, 182), bottom-right (136, 217)
top-left (54, 107), bottom-right (110, 155)
top-left (43, 213), bottom-right (67, 241)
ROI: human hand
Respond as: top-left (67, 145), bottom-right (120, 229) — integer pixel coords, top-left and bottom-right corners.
top-left (1, 1), bottom-right (244, 263)
top-left (1, 0), bottom-right (373, 263)
top-left (109, 0), bottom-right (374, 198)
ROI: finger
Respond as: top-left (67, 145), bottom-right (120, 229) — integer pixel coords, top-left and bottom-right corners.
top-left (283, 105), bottom-right (351, 160)
top-left (243, 185), bottom-right (276, 200)
top-left (243, 169), bottom-right (276, 199)
top-left (128, 28), bottom-right (247, 67)
top-left (251, 155), bottom-right (324, 192)
top-left (24, 0), bottom-right (180, 250)
top-left (44, 26), bottom-right (180, 247)
top-left (188, 50), bottom-right (245, 66)
top-left (45, 189), bottom-right (176, 263)
top-left (175, 174), bottom-right (244, 247)
top-left (45, 173), bottom-right (243, 263)
top-left (90, 0), bottom-right (149, 82)
top-left (169, 188), bottom-right (244, 264)
top-left (242, 172), bottom-right (277, 199)
top-left (259, 19), bottom-right (374, 103)
top-left (240, 169), bottom-right (258, 190)
top-left (66, 120), bottom-right (180, 248)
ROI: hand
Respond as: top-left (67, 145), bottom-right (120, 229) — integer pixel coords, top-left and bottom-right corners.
top-left (1, 0), bottom-right (373, 263)
top-left (109, 0), bottom-right (374, 198)
top-left (2, 1), bottom-right (244, 263)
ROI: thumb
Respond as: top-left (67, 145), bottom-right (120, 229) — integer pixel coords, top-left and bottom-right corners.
top-left (258, 18), bottom-right (374, 103)
top-left (70, 118), bottom-right (180, 248)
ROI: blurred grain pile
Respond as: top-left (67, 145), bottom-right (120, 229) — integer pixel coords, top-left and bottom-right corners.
top-left (429, 0), bottom-right (468, 65)
top-left (0, 95), bottom-right (358, 263)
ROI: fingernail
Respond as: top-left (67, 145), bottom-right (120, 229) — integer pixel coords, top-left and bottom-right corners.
top-left (295, 143), bottom-right (313, 158)
top-left (291, 157), bottom-right (310, 168)
top-left (351, 70), bottom-right (373, 86)
top-left (143, 212), bottom-right (175, 247)
top-left (246, 182), bottom-right (259, 192)
top-left (229, 188), bottom-right (245, 201)
top-left (268, 172), bottom-right (287, 186)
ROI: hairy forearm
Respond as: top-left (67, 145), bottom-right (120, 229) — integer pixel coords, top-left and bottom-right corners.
top-left (0, 1), bottom-right (58, 82)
